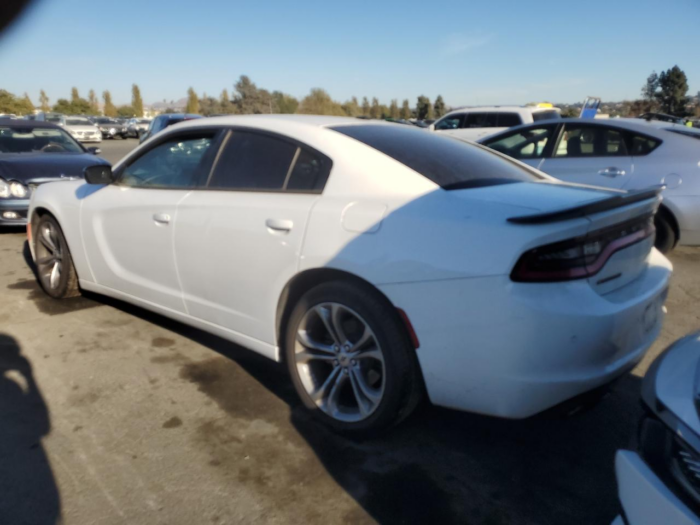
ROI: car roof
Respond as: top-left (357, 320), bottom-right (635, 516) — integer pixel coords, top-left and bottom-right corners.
top-left (442, 106), bottom-right (560, 117)
top-left (0, 118), bottom-right (64, 130)
top-left (170, 114), bottom-right (392, 130)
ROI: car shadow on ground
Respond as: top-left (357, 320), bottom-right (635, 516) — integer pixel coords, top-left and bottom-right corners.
top-left (78, 290), bottom-right (641, 525)
top-left (0, 333), bottom-right (61, 525)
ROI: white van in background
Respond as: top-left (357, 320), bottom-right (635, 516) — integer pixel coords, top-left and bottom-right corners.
top-left (430, 104), bottom-right (561, 141)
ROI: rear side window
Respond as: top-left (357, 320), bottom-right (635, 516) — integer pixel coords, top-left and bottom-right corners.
top-left (209, 131), bottom-right (297, 190)
top-left (208, 130), bottom-right (332, 193)
top-left (464, 113), bottom-right (499, 128)
top-left (629, 134), bottom-right (661, 156)
top-left (331, 124), bottom-right (542, 189)
top-left (496, 113), bottom-right (522, 127)
top-left (532, 110), bottom-right (561, 122)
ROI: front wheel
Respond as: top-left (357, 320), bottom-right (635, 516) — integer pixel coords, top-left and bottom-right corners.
top-left (34, 215), bottom-right (80, 299)
top-left (285, 281), bottom-right (421, 435)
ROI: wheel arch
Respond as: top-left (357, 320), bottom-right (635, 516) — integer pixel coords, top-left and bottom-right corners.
top-left (657, 202), bottom-right (680, 246)
top-left (275, 268), bottom-right (418, 361)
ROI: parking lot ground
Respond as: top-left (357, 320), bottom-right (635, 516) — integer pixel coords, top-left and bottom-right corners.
top-left (93, 136), bottom-right (139, 165)
top-left (0, 156), bottom-right (698, 523)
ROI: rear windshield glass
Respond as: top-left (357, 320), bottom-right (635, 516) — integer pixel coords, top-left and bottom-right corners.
top-left (666, 128), bottom-right (700, 141)
top-left (532, 110), bottom-right (561, 121)
top-left (330, 124), bottom-right (543, 189)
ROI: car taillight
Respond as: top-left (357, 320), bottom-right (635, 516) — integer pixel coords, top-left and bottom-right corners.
top-left (511, 214), bottom-right (655, 283)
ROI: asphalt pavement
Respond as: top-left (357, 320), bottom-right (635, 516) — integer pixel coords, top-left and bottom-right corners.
top-left (0, 142), bottom-right (698, 524)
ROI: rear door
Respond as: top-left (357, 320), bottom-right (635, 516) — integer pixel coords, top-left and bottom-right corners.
top-left (538, 123), bottom-right (633, 189)
top-left (174, 128), bottom-right (332, 346)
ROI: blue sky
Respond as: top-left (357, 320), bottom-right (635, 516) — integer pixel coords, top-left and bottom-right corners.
top-left (1, 0), bottom-right (698, 108)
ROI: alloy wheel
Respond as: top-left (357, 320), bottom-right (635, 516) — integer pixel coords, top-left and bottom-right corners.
top-left (294, 302), bottom-right (386, 422)
top-left (36, 222), bottom-right (64, 290)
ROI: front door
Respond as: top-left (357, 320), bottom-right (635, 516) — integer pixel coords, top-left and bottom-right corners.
top-left (80, 132), bottom-right (218, 312)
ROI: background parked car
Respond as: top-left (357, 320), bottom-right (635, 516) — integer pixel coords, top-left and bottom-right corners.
top-left (93, 117), bottom-right (128, 139)
top-left (613, 332), bottom-right (700, 525)
top-left (478, 118), bottom-right (700, 252)
top-left (63, 116), bottom-right (101, 143)
top-left (126, 118), bottom-right (151, 138)
top-left (0, 119), bottom-right (107, 225)
top-left (28, 115), bottom-right (670, 434)
top-left (138, 113), bottom-right (201, 143)
top-left (430, 104), bottom-right (561, 141)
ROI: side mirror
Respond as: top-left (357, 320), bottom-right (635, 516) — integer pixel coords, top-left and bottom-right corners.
top-left (87, 147), bottom-right (101, 155)
top-left (84, 165), bottom-right (114, 185)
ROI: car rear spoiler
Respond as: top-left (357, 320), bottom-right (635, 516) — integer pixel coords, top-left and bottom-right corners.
top-left (507, 187), bottom-right (663, 225)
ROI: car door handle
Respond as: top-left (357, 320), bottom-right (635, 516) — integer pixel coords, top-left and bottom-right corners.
top-left (265, 219), bottom-right (293, 233)
top-left (598, 167), bottom-right (626, 178)
top-left (153, 213), bottom-right (171, 225)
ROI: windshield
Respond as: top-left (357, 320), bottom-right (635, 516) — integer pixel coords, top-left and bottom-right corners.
top-left (0, 126), bottom-right (85, 154)
top-left (532, 110), bottom-right (561, 121)
top-left (96, 118), bottom-right (116, 124)
top-left (66, 118), bottom-right (91, 126)
top-left (331, 124), bottom-right (543, 189)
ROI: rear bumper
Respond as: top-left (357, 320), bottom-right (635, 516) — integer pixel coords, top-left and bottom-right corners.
top-left (379, 249), bottom-right (672, 418)
top-left (0, 199), bottom-right (29, 225)
top-left (615, 450), bottom-right (699, 525)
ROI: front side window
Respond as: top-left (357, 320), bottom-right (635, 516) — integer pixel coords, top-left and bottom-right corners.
top-left (483, 127), bottom-right (554, 159)
top-left (464, 113), bottom-right (499, 128)
top-left (331, 124), bottom-right (543, 189)
top-left (120, 135), bottom-right (214, 188)
top-left (435, 114), bottom-right (464, 130)
top-left (630, 134), bottom-right (661, 155)
top-left (555, 125), bottom-right (628, 158)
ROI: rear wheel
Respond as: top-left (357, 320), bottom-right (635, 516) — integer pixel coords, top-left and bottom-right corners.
top-left (654, 214), bottom-right (676, 253)
top-left (34, 215), bottom-right (80, 299)
top-left (285, 281), bottom-right (421, 435)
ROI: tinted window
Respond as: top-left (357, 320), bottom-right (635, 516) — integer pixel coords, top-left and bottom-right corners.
top-left (532, 110), bottom-right (561, 122)
top-left (555, 125), bottom-right (627, 157)
top-left (331, 124), bottom-right (542, 189)
top-left (435, 114), bottom-right (464, 130)
top-left (483, 127), bottom-right (554, 159)
top-left (208, 131), bottom-right (297, 190)
top-left (120, 135), bottom-right (213, 188)
top-left (496, 113), bottom-right (522, 127)
top-left (163, 118), bottom-right (185, 130)
top-left (464, 113), bottom-right (499, 128)
top-left (629, 134), bottom-right (661, 155)
top-left (286, 148), bottom-right (331, 192)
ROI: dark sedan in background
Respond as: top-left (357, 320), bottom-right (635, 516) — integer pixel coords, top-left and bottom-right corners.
top-left (0, 120), bottom-right (109, 225)
top-left (139, 113), bottom-right (201, 143)
top-left (93, 117), bottom-right (128, 139)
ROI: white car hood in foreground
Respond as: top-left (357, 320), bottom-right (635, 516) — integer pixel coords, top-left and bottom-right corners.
top-left (652, 332), bottom-right (700, 436)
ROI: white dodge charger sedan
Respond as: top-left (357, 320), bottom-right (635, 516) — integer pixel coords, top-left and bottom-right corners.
top-left (27, 115), bottom-right (672, 433)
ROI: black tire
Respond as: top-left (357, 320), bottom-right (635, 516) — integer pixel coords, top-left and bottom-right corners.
top-left (284, 280), bottom-right (422, 436)
top-left (654, 214), bottom-right (676, 254)
top-left (34, 215), bottom-right (80, 299)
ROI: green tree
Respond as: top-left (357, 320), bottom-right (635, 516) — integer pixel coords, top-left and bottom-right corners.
top-left (642, 72), bottom-right (659, 101)
top-left (416, 95), bottom-right (431, 119)
top-left (39, 89), bottom-right (50, 112)
top-left (233, 75), bottom-right (274, 114)
top-left (272, 91), bottom-right (299, 114)
top-left (219, 88), bottom-right (236, 114)
top-left (656, 65), bottom-right (689, 115)
top-left (117, 105), bottom-right (136, 118)
top-left (131, 84), bottom-right (144, 118)
top-left (103, 90), bottom-right (117, 117)
top-left (433, 95), bottom-right (446, 118)
top-left (186, 87), bottom-right (199, 114)
top-left (71, 87), bottom-right (80, 104)
top-left (400, 99), bottom-right (411, 120)
top-left (342, 97), bottom-right (360, 117)
top-left (389, 99), bottom-right (399, 119)
top-left (88, 89), bottom-right (99, 113)
top-left (361, 97), bottom-right (370, 117)
top-left (298, 88), bottom-right (345, 116)
top-left (369, 97), bottom-right (381, 119)
top-left (19, 93), bottom-right (34, 115)
top-left (0, 90), bottom-right (33, 115)
top-left (52, 99), bottom-right (73, 114)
